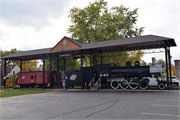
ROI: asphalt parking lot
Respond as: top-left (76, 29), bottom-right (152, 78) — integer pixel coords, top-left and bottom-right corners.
top-left (0, 89), bottom-right (179, 120)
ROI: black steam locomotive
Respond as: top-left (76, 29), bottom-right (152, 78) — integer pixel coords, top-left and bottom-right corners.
top-left (54, 58), bottom-right (166, 89)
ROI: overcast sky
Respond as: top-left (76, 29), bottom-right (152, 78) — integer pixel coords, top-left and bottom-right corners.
top-left (0, 0), bottom-right (179, 64)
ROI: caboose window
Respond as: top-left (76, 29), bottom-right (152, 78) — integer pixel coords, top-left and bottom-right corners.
top-left (31, 76), bottom-right (33, 79)
top-left (35, 75), bottom-right (36, 78)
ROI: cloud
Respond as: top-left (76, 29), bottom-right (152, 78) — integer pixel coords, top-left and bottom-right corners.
top-left (1, 0), bottom-right (71, 31)
top-left (1, 0), bottom-right (179, 64)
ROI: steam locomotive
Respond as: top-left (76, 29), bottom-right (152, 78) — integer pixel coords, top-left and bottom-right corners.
top-left (55, 58), bottom-right (167, 89)
top-left (93, 58), bottom-right (166, 89)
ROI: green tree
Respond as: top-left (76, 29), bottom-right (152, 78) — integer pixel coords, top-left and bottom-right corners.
top-left (68, 0), bottom-right (144, 42)
top-left (18, 61), bottom-right (38, 72)
top-left (68, 0), bottom-right (144, 66)
top-left (11, 74), bottom-right (18, 85)
top-left (156, 59), bottom-right (165, 67)
top-left (45, 57), bottom-right (80, 72)
top-left (147, 59), bottom-right (166, 67)
top-left (127, 51), bottom-right (144, 66)
top-left (0, 48), bottom-right (21, 65)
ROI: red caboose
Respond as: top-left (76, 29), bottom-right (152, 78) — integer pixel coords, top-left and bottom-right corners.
top-left (17, 71), bottom-right (56, 88)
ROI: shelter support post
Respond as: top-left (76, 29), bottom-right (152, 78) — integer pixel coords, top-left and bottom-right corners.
top-left (4, 59), bottom-right (6, 89)
top-left (101, 53), bottom-right (103, 64)
top-left (81, 50), bottom-right (83, 89)
top-left (90, 49), bottom-right (92, 83)
top-left (43, 54), bottom-right (45, 89)
top-left (49, 54), bottom-right (52, 89)
top-left (93, 55), bottom-right (94, 66)
top-left (63, 57), bottom-right (65, 71)
top-left (20, 59), bottom-right (22, 72)
top-left (94, 55), bottom-right (96, 65)
top-left (57, 56), bottom-right (59, 72)
top-left (168, 48), bottom-right (172, 84)
top-left (165, 43), bottom-right (169, 90)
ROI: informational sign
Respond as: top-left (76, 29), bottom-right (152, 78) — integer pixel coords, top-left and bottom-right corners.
top-left (61, 71), bottom-right (66, 83)
top-left (62, 40), bottom-right (68, 45)
top-left (3, 76), bottom-right (6, 81)
top-left (70, 74), bottom-right (77, 80)
top-left (62, 79), bottom-right (66, 83)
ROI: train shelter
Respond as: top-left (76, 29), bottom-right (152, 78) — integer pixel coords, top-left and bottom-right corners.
top-left (1, 35), bottom-right (177, 90)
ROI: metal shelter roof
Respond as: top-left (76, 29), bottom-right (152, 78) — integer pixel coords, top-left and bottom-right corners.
top-left (1, 35), bottom-right (176, 60)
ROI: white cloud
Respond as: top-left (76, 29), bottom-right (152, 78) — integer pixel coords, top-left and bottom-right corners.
top-left (0, 0), bottom-right (179, 65)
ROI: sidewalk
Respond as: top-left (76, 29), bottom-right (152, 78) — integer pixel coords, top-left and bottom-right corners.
top-left (52, 88), bottom-right (179, 92)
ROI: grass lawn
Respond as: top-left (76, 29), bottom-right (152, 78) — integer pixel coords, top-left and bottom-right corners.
top-left (74, 85), bottom-right (81, 89)
top-left (0, 89), bottom-right (53, 98)
top-left (148, 86), bottom-right (179, 89)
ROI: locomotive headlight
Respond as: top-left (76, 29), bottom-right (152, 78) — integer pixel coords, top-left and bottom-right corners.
top-left (99, 74), bottom-right (102, 77)
top-left (106, 73), bottom-right (109, 77)
top-left (103, 74), bottom-right (106, 77)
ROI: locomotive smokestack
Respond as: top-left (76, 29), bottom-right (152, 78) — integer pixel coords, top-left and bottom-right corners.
top-left (152, 57), bottom-right (156, 66)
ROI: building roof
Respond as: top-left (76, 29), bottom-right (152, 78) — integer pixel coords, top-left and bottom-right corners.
top-left (1, 35), bottom-right (176, 60)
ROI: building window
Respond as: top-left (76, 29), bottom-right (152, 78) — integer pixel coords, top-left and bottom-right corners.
top-left (13, 71), bottom-right (15, 75)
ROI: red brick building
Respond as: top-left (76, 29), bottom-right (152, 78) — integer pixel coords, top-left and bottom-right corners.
top-left (174, 59), bottom-right (180, 79)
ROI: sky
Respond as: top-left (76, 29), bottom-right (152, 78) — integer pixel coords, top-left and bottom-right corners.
top-left (0, 0), bottom-right (179, 64)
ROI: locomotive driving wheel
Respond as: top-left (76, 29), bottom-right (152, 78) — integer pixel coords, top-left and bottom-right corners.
top-left (139, 79), bottom-right (149, 89)
top-left (119, 79), bottom-right (129, 89)
top-left (129, 79), bottom-right (138, 89)
top-left (111, 80), bottom-right (119, 89)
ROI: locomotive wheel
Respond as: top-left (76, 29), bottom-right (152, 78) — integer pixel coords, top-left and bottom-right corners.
top-left (129, 79), bottom-right (138, 89)
top-left (111, 80), bottom-right (119, 89)
top-left (158, 83), bottom-right (165, 90)
top-left (119, 79), bottom-right (129, 89)
top-left (139, 80), bottom-right (148, 89)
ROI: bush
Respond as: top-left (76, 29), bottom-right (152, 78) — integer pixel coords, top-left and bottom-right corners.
top-left (11, 74), bottom-right (18, 85)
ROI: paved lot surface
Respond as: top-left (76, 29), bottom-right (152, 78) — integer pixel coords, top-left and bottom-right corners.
top-left (0, 89), bottom-right (180, 120)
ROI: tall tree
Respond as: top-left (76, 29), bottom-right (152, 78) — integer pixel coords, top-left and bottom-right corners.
top-left (68, 0), bottom-right (144, 42)
top-left (45, 57), bottom-right (80, 72)
top-left (0, 48), bottom-right (38, 72)
top-left (18, 61), bottom-right (38, 72)
top-left (156, 59), bottom-right (166, 67)
top-left (68, 0), bottom-right (144, 66)
top-left (0, 48), bottom-right (21, 65)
